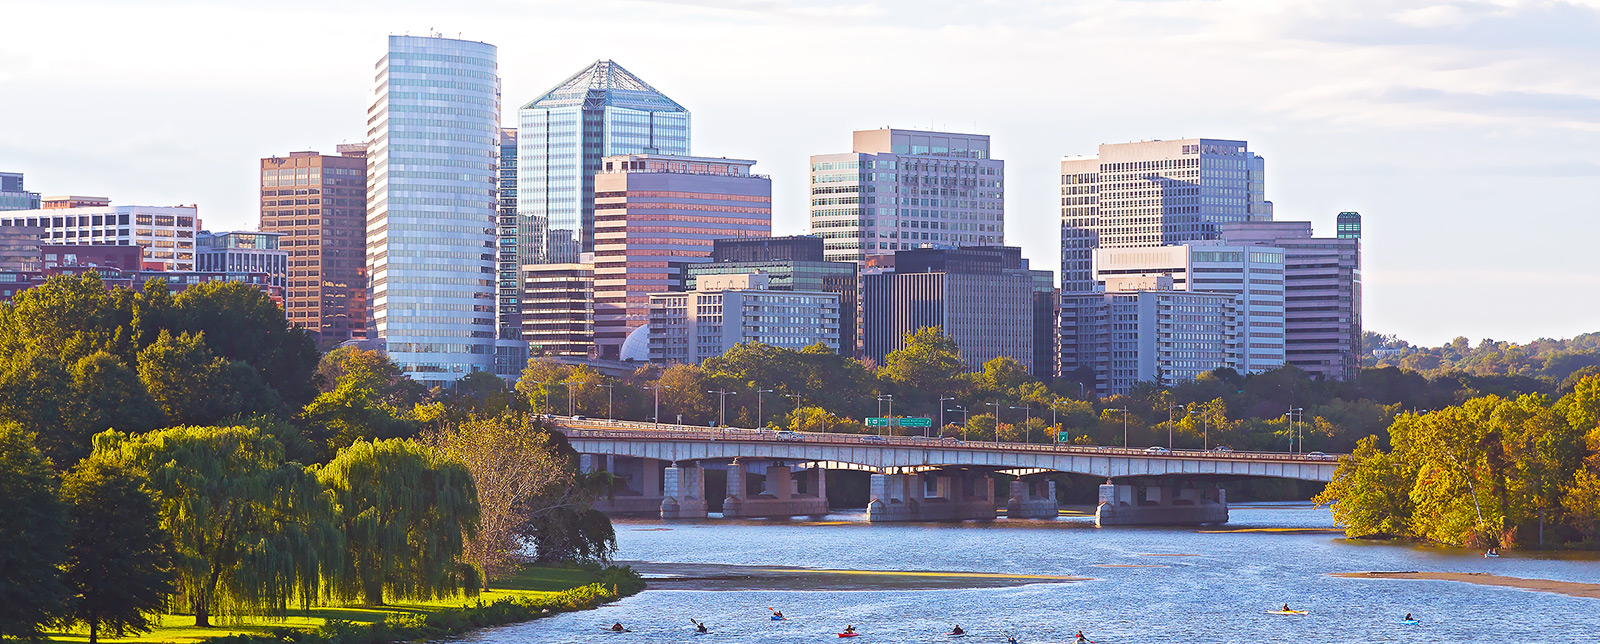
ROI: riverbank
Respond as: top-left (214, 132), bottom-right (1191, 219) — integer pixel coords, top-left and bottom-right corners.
top-left (1332, 571), bottom-right (1600, 600)
top-left (44, 565), bottom-right (644, 644)
top-left (627, 561), bottom-right (1088, 591)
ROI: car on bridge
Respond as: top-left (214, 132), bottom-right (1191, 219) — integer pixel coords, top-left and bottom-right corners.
top-left (775, 430), bottom-right (802, 441)
top-left (1145, 446), bottom-right (1171, 454)
top-left (861, 435), bottom-right (888, 443)
top-left (1212, 445), bottom-right (1234, 453)
top-left (1307, 451), bottom-right (1335, 461)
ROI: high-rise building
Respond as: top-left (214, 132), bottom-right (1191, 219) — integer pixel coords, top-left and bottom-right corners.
top-left (367, 35), bottom-right (501, 383)
top-left (1337, 211), bottom-right (1362, 239)
top-left (521, 258), bottom-right (594, 358)
top-left (810, 128), bottom-right (1005, 264)
top-left (0, 204), bottom-right (199, 271)
top-left (516, 60), bottom-right (690, 268)
top-left (0, 173), bottom-right (40, 211)
top-left (591, 154), bottom-right (771, 359)
top-left (42, 196), bottom-right (109, 210)
top-left (0, 224), bottom-right (44, 271)
top-left (1060, 138), bottom-right (1272, 294)
top-left (861, 246), bottom-right (1046, 373)
top-left (496, 128), bottom-right (520, 340)
top-left (1219, 219), bottom-right (1362, 381)
top-left (260, 147), bottom-right (368, 347)
top-left (1061, 275), bottom-right (1242, 396)
top-left (685, 236), bottom-right (859, 356)
top-left (196, 231), bottom-right (288, 289)
top-left (649, 273), bottom-right (840, 364)
top-left (1092, 243), bottom-right (1286, 372)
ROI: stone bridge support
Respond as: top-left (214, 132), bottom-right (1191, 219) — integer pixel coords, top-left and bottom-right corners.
top-left (1006, 477), bottom-right (1059, 519)
top-left (722, 459), bottom-right (829, 518)
top-left (868, 469), bottom-right (996, 522)
top-left (660, 461), bottom-right (708, 519)
top-left (586, 455), bottom-right (667, 516)
top-left (1095, 479), bottom-right (1227, 526)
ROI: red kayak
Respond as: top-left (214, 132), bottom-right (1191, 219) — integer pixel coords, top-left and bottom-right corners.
top-left (838, 633), bottom-right (859, 638)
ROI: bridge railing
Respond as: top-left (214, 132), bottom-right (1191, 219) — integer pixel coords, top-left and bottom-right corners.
top-left (547, 416), bottom-right (1342, 464)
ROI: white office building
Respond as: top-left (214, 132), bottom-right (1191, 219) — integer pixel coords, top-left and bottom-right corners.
top-left (366, 35), bottom-right (502, 383)
top-left (0, 204), bottom-right (199, 271)
top-left (648, 273), bottom-right (840, 364)
top-left (1061, 275), bottom-right (1242, 396)
top-left (810, 128), bottom-right (1005, 263)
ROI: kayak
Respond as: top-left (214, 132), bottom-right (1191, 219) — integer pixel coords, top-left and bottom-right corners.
top-left (838, 633), bottom-right (860, 638)
top-left (1267, 610), bottom-right (1309, 615)
top-left (1485, 553), bottom-right (1501, 558)
top-left (602, 628), bottom-right (632, 633)
top-left (770, 615), bottom-right (785, 621)
top-left (947, 633), bottom-right (967, 638)
top-left (1401, 619), bottom-right (1420, 625)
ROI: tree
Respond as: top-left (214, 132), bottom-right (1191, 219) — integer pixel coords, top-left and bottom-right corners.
top-left (0, 349), bottom-right (76, 466)
top-left (423, 414), bottom-right (573, 587)
top-left (170, 281), bottom-right (320, 408)
top-left (136, 330), bottom-right (239, 425)
top-left (58, 460), bottom-right (175, 644)
top-left (880, 327), bottom-right (964, 394)
top-left (1563, 468), bottom-right (1600, 541)
top-left (316, 439), bottom-right (480, 606)
top-left (92, 425), bottom-right (334, 626)
top-left (516, 358), bottom-right (573, 415)
top-left (301, 382), bottom-right (419, 453)
top-left (0, 424), bottom-right (68, 640)
top-left (68, 351), bottom-right (166, 444)
top-left (1314, 436), bottom-right (1416, 538)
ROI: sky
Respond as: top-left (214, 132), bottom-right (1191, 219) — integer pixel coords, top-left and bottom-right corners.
top-left (2, 0), bottom-right (1597, 346)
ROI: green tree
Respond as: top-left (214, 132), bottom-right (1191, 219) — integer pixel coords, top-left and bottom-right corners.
top-left (0, 424), bottom-right (68, 640)
top-left (1563, 467), bottom-right (1600, 541)
top-left (58, 460), bottom-right (176, 644)
top-left (880, 327), bottom-right (965, 393)
top-left (92, 425), bottom-right (334, 626)
top-left (136, 330), bottom-right (240, 425)
top-left (316, 439), bottom-right (480, 606)
top-left (170, 281), bottom-right (320, 408)
top-left (302, 382), bottom-right (420, 453)
top-left (0, 349), bottom-right (76, 466)
top-left (1314, 435), bottom-right (1416, 538)
top-left (67, 351), bottom-right (166, 445)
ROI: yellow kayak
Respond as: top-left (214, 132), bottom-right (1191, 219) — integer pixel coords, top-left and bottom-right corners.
top-left (1267, 610), bottom-right (1309, 616)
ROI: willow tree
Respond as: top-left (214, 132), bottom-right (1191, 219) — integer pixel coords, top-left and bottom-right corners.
top-left (90, 426), bottom-right (336, 626)
top-left (317, 439), bottom-right (480, 606)
top-left (423, 414), bottom-right (571, 587)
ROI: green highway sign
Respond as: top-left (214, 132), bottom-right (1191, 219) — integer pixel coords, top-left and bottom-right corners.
top-left (1057, 433), bottom-right (1072, 442)
top-left (897, 417), bottom-right (933, 428)
top-left (866, 417), bottom-right (892, 427)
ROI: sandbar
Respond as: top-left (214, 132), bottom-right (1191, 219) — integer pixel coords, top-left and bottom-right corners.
top-left (622, 561), bottom-right (1089, 591)
top-left (1332, 571), bottom-right (1600, 599)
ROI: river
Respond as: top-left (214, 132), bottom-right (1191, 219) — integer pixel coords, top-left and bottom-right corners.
top-left (464, 504), bottom-right (1600, 643)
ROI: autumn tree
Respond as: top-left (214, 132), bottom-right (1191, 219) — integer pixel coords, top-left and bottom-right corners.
top-left (57, 460), bottom-right (175, 643)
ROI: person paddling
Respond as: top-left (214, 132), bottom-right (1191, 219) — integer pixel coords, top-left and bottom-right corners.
top-left (609, 623), bottom-right (627, 632)
top-left (1404, 613), bottom-right (1413, 621)
top-left (843, 625), bottom-right (857, 634)
top-left (1075, 630), bottom-right (1091, 643)
top-left (772, 610), bottom-right (784, 620)
top-left (1282, 603), bottom-right (1292, 612)
top-left (951, 624), bottom-right (965, 636)
top-left (691, 618), bottom-right (709, 634)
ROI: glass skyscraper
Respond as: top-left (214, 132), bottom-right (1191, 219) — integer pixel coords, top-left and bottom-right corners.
top-left (515, 60), bottom-right (690, 267)
top-left (367, 35), bottom-right (501, 383)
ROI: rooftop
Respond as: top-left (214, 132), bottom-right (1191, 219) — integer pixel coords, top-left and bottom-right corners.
top-left (521, 60), bottom-right (686, 113)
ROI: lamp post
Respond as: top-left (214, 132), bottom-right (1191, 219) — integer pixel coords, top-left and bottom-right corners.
top-left (950, 405), bottom-right (970, 441)
top-left (643, 384), bottom-right (669, 427)
top-left (547, 381), bottom-right (576, 418)
top-left (784, 393), bottom-right (807, 432)
top-left (1108, 408), bottom-right (1129, 447)
top-left (876, 394), bottom-right (894, 436)
top-left (1011, 403), bottom-right (1031, 444)
top-left (985, 401), bottom-right (1001, 442)
top-left (939, 396), bottom-right (955, 439)
top-left (594, 383), bottom-right (615, 420)
top-left (1287, 406), bottom-right (1305, 454)
top-left (1166, 402), bottom-right (1181, 450)
top-left (755, 389), bottom-right (774, 429)
top-left (707, 389), bottom-right (733, 427)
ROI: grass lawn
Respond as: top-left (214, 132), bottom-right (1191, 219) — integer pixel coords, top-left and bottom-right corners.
top-left (44, 566), bottom-right (608, 643)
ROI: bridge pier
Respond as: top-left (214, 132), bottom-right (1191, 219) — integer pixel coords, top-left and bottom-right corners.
top-left (868, 470), bottom-right (995, 522)
top-left (1006, 477), bottom-right (1059, 519)
top-left (722, 460), bottom-right (829, 518)
top-left (589, 456), bottom-right (667, 515)
top-left (660, 461), bottom-right (708, 519)
top-left (1095, 479), bottom-right (1227, 526)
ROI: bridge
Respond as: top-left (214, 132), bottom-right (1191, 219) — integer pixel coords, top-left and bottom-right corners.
top-left (554, 418), bottom-right (1341, 526)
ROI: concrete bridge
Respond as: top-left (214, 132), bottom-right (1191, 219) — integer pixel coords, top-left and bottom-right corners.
top-left (555, 418), bottom-right (1340, 526)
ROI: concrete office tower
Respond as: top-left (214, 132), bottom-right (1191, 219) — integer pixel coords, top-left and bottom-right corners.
top-left (810, 128), bottom-right (1005, 263)
top-left (0, 173), bottom-right (40, 211)
top-left (685, 236), bottom-right (859, 356)
top-left (1060, 138), bottom-right (1272, 295)
top-left (516, 60), bottom-right (690, 268)
top-left (591, 154), bottom-right (771, 359)
top-left (260, 147), bottom-right (367, 346)
top-left (0, 204), bottom-right (199, 271)
top-left (196, 231), bottom-right (288, 288)
top-left (649, 273), bottom-right (840, 364)
top-left (522, 257), bottom-right (594, 357)
top-left (1219, 219), bottom-right (1362, 381)
top-left (862, 246), bottom-right (1047, 373)
top-left (1092, 244), bottom-right (1286, 372)
top-left (367, 35), bottom-right (501, 383)
top-left (1061, 275), bottom-right (1242, 396)
top-left (496, 128), bottom-right (520, 340)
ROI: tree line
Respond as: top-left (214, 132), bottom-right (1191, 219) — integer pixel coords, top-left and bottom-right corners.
top-left (0, 274), bottom-right (615, 641)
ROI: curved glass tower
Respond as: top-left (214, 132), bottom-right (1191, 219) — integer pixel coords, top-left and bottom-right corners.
top-left (367, 35), bottom-right (500, 383)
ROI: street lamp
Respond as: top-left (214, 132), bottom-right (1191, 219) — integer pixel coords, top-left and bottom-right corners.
top-left (1188, 409), bottom-right (1210, 452)
top-left (707, 389), bottom-right (734, 427)
top-left (1108, 408), bottom-right (1129, 447)
top-left (985, 401), bottom-right (1001, 441)
top-left (939, 396), bottom-right (956, 439)
top-left (545, 381), bottom-right (576, 418)
top-left (643, 384), bottom-right (670, 427)
top-left (876, 394), bottom-right (894, 436)
top-left (1166, 402), bottom-right (1181, 450)
top-left (1011, 404), bottom-right (1031, 444)
top-left (755, 389), bottom-right (774, 429)
top-left (949, 405), bottom-right (970, 441)
top-left (1286, 407), bottom-right (1305, 454)
top-left (784, 393), bottom-right (806, 433)
top-left (594, 383), bottom-right (615, 420)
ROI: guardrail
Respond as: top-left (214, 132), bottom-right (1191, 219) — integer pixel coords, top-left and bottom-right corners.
top-left (548, 416), bottom-right (1343, 463)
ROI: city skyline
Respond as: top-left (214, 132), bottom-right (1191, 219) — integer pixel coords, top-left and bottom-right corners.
top-left (3, 0), bottom-right (1598, 345)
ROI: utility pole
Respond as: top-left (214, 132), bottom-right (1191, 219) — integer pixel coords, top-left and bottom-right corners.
top-left (1167, 402), bottom-right (1181, 450)
top-left (595, 383), bottom-right (615, 420)
top-left (1011, 403), bottom-right (1031, 443)
top-left (644, 384), bottom-right (669, 427)
top-left (877, 394), bottom-right (894, 436)
top-left (940, 396), bottom-right (955, 439)
top-left (784, 393), bottom-right (804, 432)
top-left (756, 389), bottom-right (773, 428)
top-left (1287, 407), bottom-right (1305, 454)
top-left (707, 389), bottom-right (733, 427)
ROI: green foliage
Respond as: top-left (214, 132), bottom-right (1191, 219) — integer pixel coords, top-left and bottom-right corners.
top-left (1314, 436), bottom-right (1415, 538)
top-left (880, 327), bottom-right (964, 395)
top-left (0, 424), bottom-right (69, 639)
top-left (1369, 331), bottom-right (1600, 384)
top-left (92, 425), bottom-right (336, 626)
top-left (302, 383), bottom-right (419, 454)
top-left (315, 439), bottom-right (480, 606)
top-left (58, 460), bottom-right (176, 643)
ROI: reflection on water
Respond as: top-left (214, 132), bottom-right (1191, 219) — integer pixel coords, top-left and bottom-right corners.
top-left (463, 504), bottom-right (1600, 644)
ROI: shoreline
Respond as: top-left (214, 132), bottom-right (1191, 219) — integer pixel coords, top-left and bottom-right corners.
top-left (1332, 571), bottom-right (1600, 599)
top-left (623, 561), bottom-right (1089, 591)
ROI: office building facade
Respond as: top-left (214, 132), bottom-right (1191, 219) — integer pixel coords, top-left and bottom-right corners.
top-left (367, 35), bottom-right (501, 382)
top-left (0, 173), bottom-right (40, 211)
top-left (0, 224), bottom-right (44, 271)
top-left (591, 154), bottom-right (771, 359)
top-left (685, 235), bottom-right (859, 356)
top-left (497, 128), bottom-right (520, 340)
top-left (861, 246), bottom-right (1043, 373)
top-left (521, 259), bottom-right (594, 357)
top-left (1060, 277), bottom-right (1242, 396)
top-left (42, 196), bottom-right (109, 210)
top-left (1219, 219), bottom-right (1362, 381)
top-left (648, 273), bottom-right (840, 364)
top-left (196, 231), bottom-right (288, 288)
top-left (0, 204), bottom-right (199, 271)
top-left (260, 146), bottom-right (368, 346)
top-left (810, 128), bottom-right (1005, 263)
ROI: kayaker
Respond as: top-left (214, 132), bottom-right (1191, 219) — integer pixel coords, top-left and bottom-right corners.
top-left (1075, 631), bottom-right (1089, 643)
top-left (773, 610), bottom-right (784, 619)
top-left (844, 625), bottom-right (857, 634)
top-left (696, 621), bottom-right (709, 634)
top-left (1404, 613), bottom-right (1413, 621)
top-left (610, 623), bottom-right (626, 632)
top-left (1282, 604), bottom-right (1291, 612)
top-left (951, 624), bottom-right (965, 635)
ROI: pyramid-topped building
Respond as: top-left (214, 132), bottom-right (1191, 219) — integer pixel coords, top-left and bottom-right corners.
top-left (521, 59), bottom-right (688, 113)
